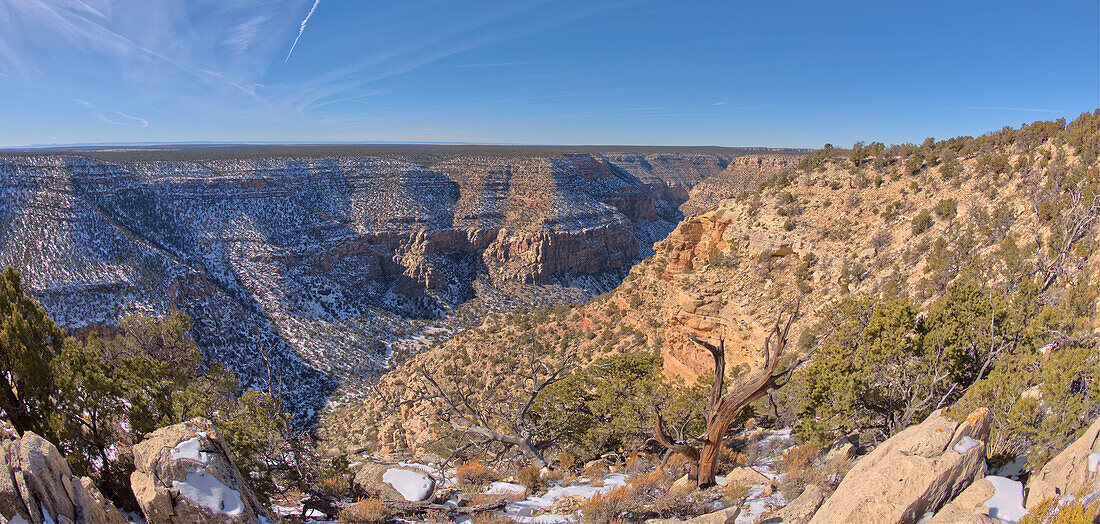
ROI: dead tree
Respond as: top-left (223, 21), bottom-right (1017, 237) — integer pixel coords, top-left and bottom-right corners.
top-left (416, 349), bottom-right (575, 469)
top-left (653, 302), bottom-right (803, 487)
top-left (1033, 189), bottom-right (1100, 293)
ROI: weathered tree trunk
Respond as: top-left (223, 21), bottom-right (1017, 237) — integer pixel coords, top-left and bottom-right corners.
top-left (653, 301), bottom-right (804, 488)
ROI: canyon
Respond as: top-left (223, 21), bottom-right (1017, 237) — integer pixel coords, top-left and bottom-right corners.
top-left (0, 147), bottom-right (798, 417)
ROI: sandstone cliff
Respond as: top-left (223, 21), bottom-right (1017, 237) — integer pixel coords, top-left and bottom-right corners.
top-left (330, 132), bottom-right (1099, 455)
top-left (0, 149), bottom-right (795, 416)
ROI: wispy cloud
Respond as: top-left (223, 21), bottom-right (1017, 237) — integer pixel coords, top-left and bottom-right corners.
top-left (74, 99), bottom-right (149, 127)
top-left (285, 0), bottom-right (322, 62)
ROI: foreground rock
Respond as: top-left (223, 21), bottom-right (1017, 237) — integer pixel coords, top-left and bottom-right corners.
top-left (927, 478), bottom-right (997, 523)
top-left (0, 429), bottom-right (127, 524)
top-left (1025, 414), bottom-right (1100, 509)
top-left (131, 418), bottom-right (270, 523)
top-left (646, 506), bottom-right (740, 524)
top-left (353, 463), bottom-right (436, 502)
top-left (764, 484), bottom-right (828, 524)
top-left (808, 408), bottom-right (991, 524)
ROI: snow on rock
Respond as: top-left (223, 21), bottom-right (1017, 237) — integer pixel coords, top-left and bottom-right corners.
top-left (994, 455), bottom-right (1028, 480)
top-left (382, 468), bottom-right (436, 501)
top-left (952, 436), bottom-right (981, 454)
top-left (172, 470), bottom-right (244, 516)
top-left (984, 475), bottom-right (1027, 523)
top-left (0, 430), bottom-right (127, 524)
top-left (505, 473), bottom-right (629, 520)
top-left (131, 417), bottom-right (270, 523)
top-left (170, 437), bottom-right (210, 465)
top-left (487, 482), bottom-right (528, 496)
top-left (734, 485), bottom-right (788, 524)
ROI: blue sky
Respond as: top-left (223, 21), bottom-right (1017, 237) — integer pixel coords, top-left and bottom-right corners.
top-left (0, 0), bottom-right (1096, 148)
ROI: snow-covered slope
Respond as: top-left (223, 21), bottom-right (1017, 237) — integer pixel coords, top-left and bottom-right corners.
top-left (0, 151), bottom-right (763, 418)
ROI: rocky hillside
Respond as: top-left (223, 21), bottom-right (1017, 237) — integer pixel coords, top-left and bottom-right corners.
top-left (0, 148), bottom-right (798, 417)
top-left (328, 112), bottom-right (1100, 455)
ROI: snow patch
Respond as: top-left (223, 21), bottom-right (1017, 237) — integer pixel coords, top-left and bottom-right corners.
top-left (171, 470), bottom-right (244, 516)
top-left (983, 475), bottom-right (1027, 523)
top-left (1088, 452), bottom-right (1100, 473)
top-left (994, 455), bottom-right (1028, 480)
top-left (953, 436), bottom-right (981, 454)
top-left (382, 468), bottom-right (434, 501)
top-left (734, 485), bottom-right (787, 524)
top-left (487, 482), bottom-right (528, 496)
top-left (170, 437), bottom-right (210, 465)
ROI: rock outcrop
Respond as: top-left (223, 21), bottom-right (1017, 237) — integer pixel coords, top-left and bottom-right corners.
top-left (764, 484), bottom-right (828, 524)
top-left (0, 429), bottom-right (127, 524)
top-left (131, 418), bottom-right (269, 523)
top-left (927, 478), bottom-right (998, 523)
top-left (353, 463), bottom-right (436, 502)
top-left (808, 408), bottom-right (992, 524)
top-left (1025, 414), bottom-right (1100, 509)
top-left (1, 149), bottom-right (785, 417)
top-left (646, 505), bottom-right (741, 524)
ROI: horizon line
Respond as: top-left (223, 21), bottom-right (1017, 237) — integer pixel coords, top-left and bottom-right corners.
top-left (0, 140), bottom-right (813, 152)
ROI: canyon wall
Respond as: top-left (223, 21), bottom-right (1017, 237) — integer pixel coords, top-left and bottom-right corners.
top-left (0, 150), bottom-right (794, 417)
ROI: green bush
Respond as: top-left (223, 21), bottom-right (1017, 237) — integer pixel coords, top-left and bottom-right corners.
top-left (934, 198), bottom-right (957, 220)
top-left (911, 209), bottom-right (934, 235)
top-left (532, 352), bottom-right (705, 460)
top-left (787, 295), bottom-right (925, 444)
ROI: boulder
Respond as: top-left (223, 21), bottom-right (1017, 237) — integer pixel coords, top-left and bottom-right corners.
top-left (927, 477), bottom-right (997, 523)
top-left (821, 433), bottom-right (858, 464)
top-left (353, 463), bottom-right (436, 501)
top-left (722, 466), bottom-right (771, 487)
top-left (130, 417), bottom-right (270, 523)
top-left (541, 494), bottom-right (586, 515)
top-left (646, 505), bottom-right (741, 524)
top-left (763, 483), bottom-right (828, 524)
top-left (0, 430), bottom-right (127, 524)
top-left (1025, 415), bottom-right (1100, 510)
top-left (808, 408), bottom-right (991, 524)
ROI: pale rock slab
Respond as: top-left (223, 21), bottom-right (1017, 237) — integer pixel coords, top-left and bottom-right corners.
top-left (130, 418), bottom-right (269, 523)
top-left (1025, 415), bottom-right (1100, 510)
top-left (807, 408), bottom-right (991, 524)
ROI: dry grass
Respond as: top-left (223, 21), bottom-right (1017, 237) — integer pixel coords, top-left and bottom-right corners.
top-left (722, 481), bottom-right (750, 505)
top-left (577, 468), bottom-right (708, 523)
top-left (1019, 487), bottom-right (1100, 524)
top-left (469, 492), bottom-right (525, 506)
top-left (556, 452), bottom-right (577, 470)
top-left (774, 444), bottom-right (851, 501)
top-left (319, 472), bottom-right (355, 498)
top-left (583, 461), bottom-right (611, 478)
top-left (776, 443), bottom-right (821, 475)
top-left (456, 461), bottom-right (501, 486)
top-left (468, 513), bottom-right (518, 524)
top-left (337, 498), bottom-right (392, 523)
top-left (516, 465), bottom-right (542, 491)
top-left (579, 486), bottom-right (634, 524)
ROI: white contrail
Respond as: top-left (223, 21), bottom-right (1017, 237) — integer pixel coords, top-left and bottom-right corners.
top-left (285, 0), bottom-right (322, 63)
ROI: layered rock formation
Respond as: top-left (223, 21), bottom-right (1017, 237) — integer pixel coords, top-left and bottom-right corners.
top-left (336, 132), bottom-right (1099, 454)
top-left (0, 149), bottom-right (795, 415)
top-left (681, 153), bottom-right (800, 215)
top-left (131, 418), bottom-right (270, 523)
top-left (0, 428), bottom-right (126, 524)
